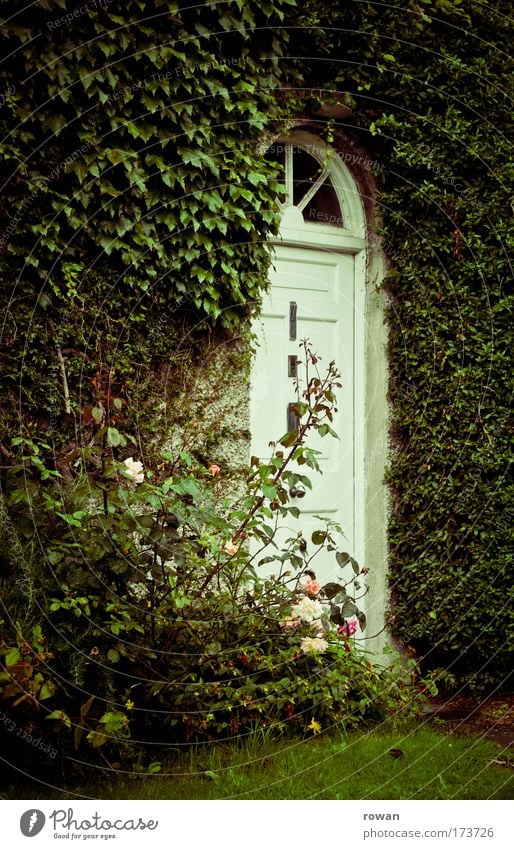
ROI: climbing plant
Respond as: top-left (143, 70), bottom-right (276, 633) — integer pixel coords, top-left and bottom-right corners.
top-left (289, 0), bottom-right (514, 688)
top-left (0, 0), bottom-right (296, 323)
top-left (0, 0), bottom-right (298, 450)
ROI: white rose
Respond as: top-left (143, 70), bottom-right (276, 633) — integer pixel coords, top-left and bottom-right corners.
top-left (291, 597), bottom-right (324, 624)
top-left (300, 636), bottom-right (329, 654)
top-left (123, 456), bottom-right (144, 484)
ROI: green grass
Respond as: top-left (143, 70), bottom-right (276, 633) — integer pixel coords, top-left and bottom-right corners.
top-left (6, 722), bottom-right (513, 800)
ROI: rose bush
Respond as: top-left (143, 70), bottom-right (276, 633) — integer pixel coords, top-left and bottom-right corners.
top-left (0, 344), bottom-right (427, 767)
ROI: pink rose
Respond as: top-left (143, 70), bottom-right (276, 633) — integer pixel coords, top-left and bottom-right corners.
top-left (338, 619), bottom-right (358, 638)
top-left (299, 575), bottom-right (320, 596)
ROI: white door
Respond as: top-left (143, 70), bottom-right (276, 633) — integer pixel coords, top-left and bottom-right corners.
top-left (250, 243), bottom-right (356, 587)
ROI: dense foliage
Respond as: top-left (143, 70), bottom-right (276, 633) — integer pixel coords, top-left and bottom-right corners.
top-left (289, 0), bottom-right (513, 687)
top-left (0, 0), bottom-right (298, 451)
top-left (0, 349), bottom-right (424, 776)
top-left (0, 0), bottom-right (296, 324)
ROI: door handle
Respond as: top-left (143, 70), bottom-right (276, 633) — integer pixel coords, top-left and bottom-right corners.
top-left (289, 301), bottom-right (297, 340)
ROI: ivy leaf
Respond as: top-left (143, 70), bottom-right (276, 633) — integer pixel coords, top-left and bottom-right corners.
top-left (5, 647), bottom-right (21, 666)
top-left (87, 731), bottom-right (109, 748)
top-left (47, 549), bottom-right (63, 565)
top-left (39, 682), bottom-right (55, 700)
top-left (147, 762), bottom-right (161, 774)
top-left (46, 710), bottom-right (71, 729)
top-left (67, 160), bottom-right (88, 182)
top-left (106, 427), bottom-right (122, 447)
top-left (43, 114), bottom-right (66, 134)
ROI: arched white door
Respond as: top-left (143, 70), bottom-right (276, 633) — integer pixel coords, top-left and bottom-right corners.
top-left (251, 132), bottom-right (366, 594)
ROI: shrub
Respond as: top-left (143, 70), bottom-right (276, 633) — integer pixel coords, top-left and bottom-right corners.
top-left (0, 346), bottom-right (424, 767)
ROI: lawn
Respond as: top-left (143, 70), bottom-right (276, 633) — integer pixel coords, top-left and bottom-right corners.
top-left (6, 721), bottom-right (513, 800)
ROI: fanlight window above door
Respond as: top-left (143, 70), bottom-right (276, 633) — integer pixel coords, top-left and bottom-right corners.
top-left (266, 141), bottom-right (344, 228)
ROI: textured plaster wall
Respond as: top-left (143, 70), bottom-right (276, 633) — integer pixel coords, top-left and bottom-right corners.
top-left (148, 334), bottom-right (251, 474)
top-left (362, 252), bottom-right (390, 659)
top-left (345, 133), bottom-right (391, 661)
top-left (183, 338), bottom-right (251, 471)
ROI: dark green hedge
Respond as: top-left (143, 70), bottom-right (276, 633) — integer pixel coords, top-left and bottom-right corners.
top-left (0, 0), bottom-right (295, 326)
top-left (289, 0), bottom-right (513, 688)
top-left (0, 0), bottom-right (296, 445)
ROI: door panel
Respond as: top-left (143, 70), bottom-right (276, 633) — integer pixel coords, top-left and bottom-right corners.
top-left (251, 244), bottom-right (356, 586)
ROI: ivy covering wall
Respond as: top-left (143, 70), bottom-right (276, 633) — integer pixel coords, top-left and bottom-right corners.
top-left (0, 0), bottom-right (512, 690)
top-left (0, 0), bottom-right (303, 498)
top-left (289, 0), bottom-right (513, 688)
top-left (0, 0), bottom-right (295, 318)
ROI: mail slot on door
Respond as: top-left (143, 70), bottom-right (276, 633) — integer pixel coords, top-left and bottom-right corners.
top-left (287, 402), bottom-right (299, 433)
top-left (288, 355), bottom-right (298, 378)
top-left (289, 301), bottom-right (297, 341)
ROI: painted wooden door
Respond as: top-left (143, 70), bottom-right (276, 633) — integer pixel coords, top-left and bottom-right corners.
top-left (251, 243), bottom-right (356, 587)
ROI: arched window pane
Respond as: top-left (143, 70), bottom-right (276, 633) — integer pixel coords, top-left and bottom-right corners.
top-left (303, 178), bottom-right (343, 226)
top-left (292, 149), bottom-right (321, 206)
top-left (264, 139), bottom-right (344, 227)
